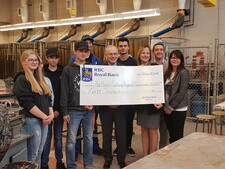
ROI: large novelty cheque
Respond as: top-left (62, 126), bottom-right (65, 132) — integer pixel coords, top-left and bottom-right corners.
top-left (80, 65), bottom-right (164, 105)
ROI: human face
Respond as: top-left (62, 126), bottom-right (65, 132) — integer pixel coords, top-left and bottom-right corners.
top-left (75, 49), bottom-right (88, 64)
top-left (23, 54), bottom-right (39, 71)
top-left (85, 40), bottom-right (93, 51)
top-left (140, 47), bottom-right (151, 65)
top-left (118, 41), bottom-right (129, 55)
top-left (105, 47), bottom-right (119, 65)
top-left (170, 54), bottom-right (181, 68)
top-left (46, 56), bottom-right (60, 67)
top-left (153, 44), bottom-right (165, 60)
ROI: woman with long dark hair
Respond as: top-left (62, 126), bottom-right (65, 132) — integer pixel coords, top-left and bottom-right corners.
top-left (164, 50), bottom-right (189, 143)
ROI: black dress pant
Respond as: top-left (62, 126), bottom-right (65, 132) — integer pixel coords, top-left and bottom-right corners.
top-left (126, 106), bottom-right (135, 148)
top-left (99, 106), bottom-right (128, 163)
top-left (164, 110), bottom-right (187, 143)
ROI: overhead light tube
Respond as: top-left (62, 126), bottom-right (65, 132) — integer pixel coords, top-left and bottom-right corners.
top-left (0, 8), bottom-right (160, 31)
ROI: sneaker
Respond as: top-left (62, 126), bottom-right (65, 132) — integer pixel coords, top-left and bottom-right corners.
top-left (93, 147), bottom-right (104, 156)
top-left (113, 147), bottom-right (118, 156)
top-left (41, 165), bottom-right (49, 169)
top-left (118, 162), bottom-right (127, 168)
top-left (56, 162), bottom-right (66, 169)
top-left (127, 147), bottom-right (135, 157)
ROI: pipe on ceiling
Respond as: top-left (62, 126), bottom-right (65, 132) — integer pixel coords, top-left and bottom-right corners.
top-left (86, 0), bottom-right (108, 40)
top-left (97, 0), bottom-right (107, 15)
top-left (133, 0), bottom-right (142, 11)
top-left (16, 0), bottom-right (29, 43)
top-left (20, 0), bottom-right (28, 23)
top-left (152, 0), bottom-right (187, 37)
top-left (40, 0), bottom-right (50, 21)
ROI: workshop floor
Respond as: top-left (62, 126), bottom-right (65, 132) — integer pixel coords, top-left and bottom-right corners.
top-left (48, 118), bottom-right (219, 169)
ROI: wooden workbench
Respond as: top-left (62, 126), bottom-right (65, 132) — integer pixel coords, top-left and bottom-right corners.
top-left (125, 132), bottom-right (225, 169)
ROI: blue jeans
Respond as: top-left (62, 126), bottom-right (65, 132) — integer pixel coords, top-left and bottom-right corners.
top-left (21, 117), bottom-right (48, 168)
top-left (66, 110), bottom-right (93, 169)
top-left (41, 114), bottom-right (64, 165)
top-left (75, 111), bottom-right (100, 154)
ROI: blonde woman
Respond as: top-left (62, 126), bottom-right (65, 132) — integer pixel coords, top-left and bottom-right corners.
top-left (13, 50), bottom-right (54, 167)
top-left (136, 46), bottom-right (163, 156)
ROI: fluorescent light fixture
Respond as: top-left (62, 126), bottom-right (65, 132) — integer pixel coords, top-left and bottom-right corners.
top-left (0, 8), bottom-right (160, 31)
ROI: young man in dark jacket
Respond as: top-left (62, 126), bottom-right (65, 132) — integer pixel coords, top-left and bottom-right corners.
top-left (70, 35), bottom-right (103, 157)
top-left (41, 47), bottom-right (66, 169)
top-left (61, 41), bottom-right (94, 169)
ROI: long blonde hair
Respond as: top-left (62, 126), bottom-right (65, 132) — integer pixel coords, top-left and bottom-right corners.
top-left (21, 50), bottom-right (51, 95)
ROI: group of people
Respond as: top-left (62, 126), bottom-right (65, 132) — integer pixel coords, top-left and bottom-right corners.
top-left (13, 35), bottom-right (189, 169)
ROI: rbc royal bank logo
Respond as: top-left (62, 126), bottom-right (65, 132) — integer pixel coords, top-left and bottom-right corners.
top-left (82, 68), bottom-right (92, 82)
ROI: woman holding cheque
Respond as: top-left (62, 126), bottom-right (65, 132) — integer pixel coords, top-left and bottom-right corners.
top-left (136, 46), bottom-right (163, 156)
top-left (164, 50), bottom-right (189, 143)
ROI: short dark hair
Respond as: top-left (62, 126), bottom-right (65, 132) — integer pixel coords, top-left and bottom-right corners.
top-left (152, 42), bottom-right (165, 52)
top-left (118, 37), bottom-right (130, 46)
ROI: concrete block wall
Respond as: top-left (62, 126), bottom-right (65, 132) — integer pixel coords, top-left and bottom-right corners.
top-left (184, 0), bottom-right (224, 45)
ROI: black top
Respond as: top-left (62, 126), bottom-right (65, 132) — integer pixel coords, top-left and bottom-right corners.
top-left (43, 64), bottom-right (63, 112)
top-left (117, 56), bottom-right (138, 66)
top-left (13, 74), bottom-right (52, 120)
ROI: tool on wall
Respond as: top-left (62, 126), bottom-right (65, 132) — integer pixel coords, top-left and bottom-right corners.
top-left (58, 25), bottom-right (80, 41)
top-left (90, 22), bottom-right (107, 39)
top-left (111, 18), bottom-right (141, 38)
top-left (116, 19), bottom-right (141, 38)
top-left (16, 29), bottom-right (32, 43)
top-left (28, 27), bottom-right (53, 42)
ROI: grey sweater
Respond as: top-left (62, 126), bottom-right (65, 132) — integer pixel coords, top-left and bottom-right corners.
top-left (60, 63), bottom-right (85, 116)
top-left (165, 69), bottom-right (189, 110)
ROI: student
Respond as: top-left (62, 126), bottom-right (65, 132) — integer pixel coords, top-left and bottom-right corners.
top-left (152, 42), bottom-right (169, 148)
top-left (13, 50), bottom-right (54, 167)
top-left (41, 48), bottom-right (66, 169)
top-left (69, 35), bottom-right (101, 65)
top-left (164, 50), bottom-right (189, 143)
top-left (70, 35), bottom-right (103, 157)
top-left (60, 41), bottom-right (94, 169)
top-left (136, 46), bottom-right (162, 156)
top-left (116, 37), bottom-right (137, 157)
top-left (99, 45), bottom-right (128, 169)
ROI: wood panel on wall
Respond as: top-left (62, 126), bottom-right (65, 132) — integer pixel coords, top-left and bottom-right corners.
top-left (0, 37), bottom-right (150, 79)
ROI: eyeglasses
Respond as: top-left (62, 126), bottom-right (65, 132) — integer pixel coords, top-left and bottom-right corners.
top-left (170, 57), bottom-right (180, 60)
top-left (107, 53), bottom-right (119, 56)
top-left (27, 58), bottom-right (39, 63)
